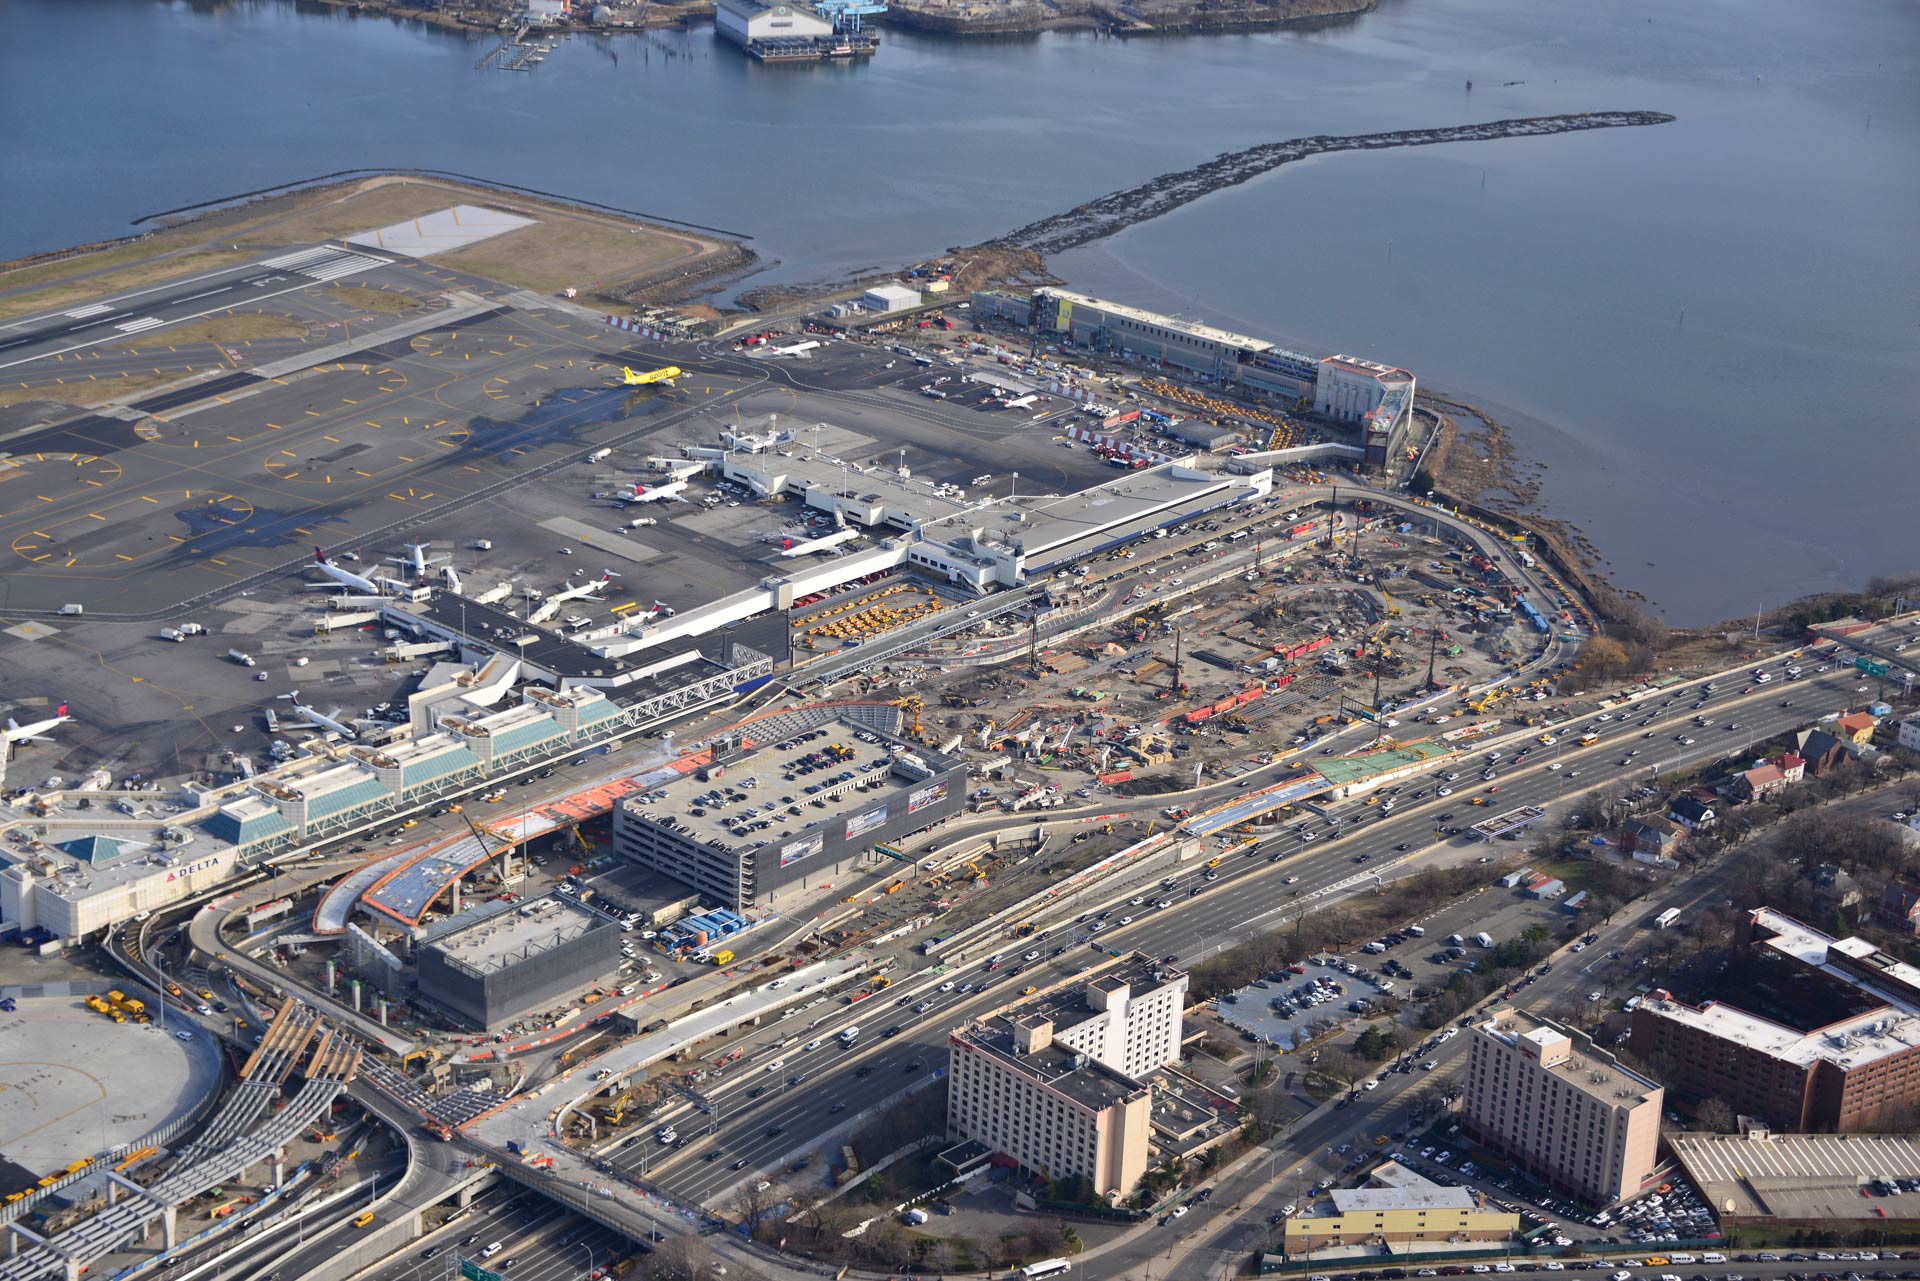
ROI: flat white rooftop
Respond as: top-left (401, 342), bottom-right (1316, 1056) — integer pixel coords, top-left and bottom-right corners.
top-left (346, 204), bottom-right (536, 257)
top-left (1639, 993), bottom-right (1920, 1071)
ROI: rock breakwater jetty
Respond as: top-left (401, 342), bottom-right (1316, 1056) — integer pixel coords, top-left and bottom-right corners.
top-left (990, 111), bottom-right (1676, 255)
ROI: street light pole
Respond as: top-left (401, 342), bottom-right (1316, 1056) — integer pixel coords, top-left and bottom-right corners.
top-left (579, 1242), bottom-right (597, 1279)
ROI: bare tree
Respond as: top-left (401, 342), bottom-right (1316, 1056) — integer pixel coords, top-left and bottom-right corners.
top-left (731, 1181), bottom-right (774, 1241)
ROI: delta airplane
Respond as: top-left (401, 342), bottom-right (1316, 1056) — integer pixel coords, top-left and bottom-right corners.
top-left (1, 703), bottom-right (71, 750)
top-left (611, 481), bottom-right (689, 505)
top-left (749, 341), bottom-right (820, 360)
top-left (277, 691), bottom-right (357, 739)
top-left (779, 529), bottom-right (861, 558)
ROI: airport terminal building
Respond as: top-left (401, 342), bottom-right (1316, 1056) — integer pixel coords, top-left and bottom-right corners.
top-left (611, 720), bottom-right (964, 909)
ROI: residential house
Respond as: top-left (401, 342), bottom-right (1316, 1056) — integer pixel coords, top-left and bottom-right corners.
top-left (1667, 796), bottom-right (1717, 830)
top-left (1836, 712), bottom-right (1879, 746)
top-left (1896, 718), bottom-right (1920, 753)
top-left (1881, 881), bottom-right (1920, 938)
top-left (1621, 816), bottom-right (1684, 857)
top-left (1733, 763), bottom-right (1790, 803)
top-left (1792, 729), bottom-right (1851, 777)
top-left (1802, 863), bottom-right (1862, 911)
top-left (1772, 752), bottom-right (1806, 783)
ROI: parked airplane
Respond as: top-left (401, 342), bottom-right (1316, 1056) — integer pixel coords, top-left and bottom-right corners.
top-left (305, 548), bottom-right (391, 595)
top-left (387, 542), bottom-right (451, 578)
top-left (276, 691), bottom-right (356, 739)
top-left (779, 529), bottom-right (861, 558)
top-left (527, 571), bottom-right (617, 625)
top-left (612, 481), bottom-right (688, 505)
top-left (618, 365), bottom-right (681, 387)
top-left (2, 703), bottom-right (71, 750)
top-left (751, 341), bottom-right (820, 360)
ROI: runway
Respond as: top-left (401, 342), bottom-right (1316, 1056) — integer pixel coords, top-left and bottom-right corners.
top-left (0, 246), bottom-right (389, 369)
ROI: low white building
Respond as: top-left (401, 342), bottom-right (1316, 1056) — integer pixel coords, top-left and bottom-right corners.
top-left (714, 0), bottom-right (832, 46)
top-left (861, 283), bottom-right (921, 314)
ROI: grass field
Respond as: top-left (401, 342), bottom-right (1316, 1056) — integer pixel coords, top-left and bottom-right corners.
top-left (0, 369), bottom-right (187, 409)
top-left (111, 312), bottom-right (307, 351)
top-left (0, 249), bottom-right (254, 323)
top-left (437, 216), bottom-right (694, 297)
top-left (233, 180), bottom-right (481, 245)
top-left (322, 284), bottom-right (423, 316)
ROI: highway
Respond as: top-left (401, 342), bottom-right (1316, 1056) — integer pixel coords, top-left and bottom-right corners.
top-left (611, 657), bottom-right (1862, 1211)
top-left (358, 1180), bottom-right (635, 1281)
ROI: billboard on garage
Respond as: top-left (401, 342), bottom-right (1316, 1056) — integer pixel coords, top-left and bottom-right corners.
top-left (846, 806), bottom-right (889, 841)
top-left (779, 833), bottom-right (824, 867)
top-left (907, 780), bottom-right (948, 814)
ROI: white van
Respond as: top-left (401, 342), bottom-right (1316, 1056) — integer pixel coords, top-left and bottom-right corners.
top-left (481, 1242), bottom-right (503, 1259)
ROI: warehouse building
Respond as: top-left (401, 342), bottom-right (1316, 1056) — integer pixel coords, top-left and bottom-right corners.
top-left (1464, 1009), bottom-right (1664, 1205)
top-left (714, 0), bottom-right (832, 46)
top-left (1630, 908), bottom-right (1920, 1133)
top-left (1283, 1173), bottom-right (1518, 1252)
top-left (611, 719), bottom-right (964, 909)
top-left (861, 283), bottom-right (921, 314)
top-left (415, 896), bottom-right (621, 1028)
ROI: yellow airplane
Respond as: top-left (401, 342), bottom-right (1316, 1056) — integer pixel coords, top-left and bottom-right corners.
top-left (619, 365), bottom-right (681, 387)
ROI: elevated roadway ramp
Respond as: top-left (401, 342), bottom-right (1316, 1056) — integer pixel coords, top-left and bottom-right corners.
top-left (189, 895), bottom-right (415, 1056)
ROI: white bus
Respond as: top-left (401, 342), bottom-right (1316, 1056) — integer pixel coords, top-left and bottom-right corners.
top-left (1653, 908), bottom-right (1682, 930)
top-left (1020, 1261), bottom-right (1072, 1281)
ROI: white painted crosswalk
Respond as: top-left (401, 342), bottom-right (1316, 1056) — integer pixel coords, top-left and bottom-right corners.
top-left (258, 246), bottom-right (388, 282)
top-left (112, 317), bottom-right (167, 334)
top-left (65, 303), bottom-right (114, 319)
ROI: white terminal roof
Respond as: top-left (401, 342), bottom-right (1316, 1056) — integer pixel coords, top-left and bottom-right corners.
top-left (1045, 289), bottom-right (1274, 353)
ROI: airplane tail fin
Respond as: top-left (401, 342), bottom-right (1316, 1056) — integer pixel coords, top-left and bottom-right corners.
top-left (5, 718), bottom-right (17, 733)
top-left (314, 546), bottom-right (327, 565)
top-left (55, 703), bottom-right (67, 719)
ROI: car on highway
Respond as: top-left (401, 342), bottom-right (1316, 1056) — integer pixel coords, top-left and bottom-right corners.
top-left (1024, 951), bottom-right (1040, 961)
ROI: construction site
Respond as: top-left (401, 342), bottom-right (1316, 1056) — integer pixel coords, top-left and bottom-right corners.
top-left (854, 492), bottom-right (1564, 808)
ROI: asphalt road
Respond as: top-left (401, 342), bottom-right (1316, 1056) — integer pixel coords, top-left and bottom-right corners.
top-left (614, 660), bottom-right (1859, 1212)
top-left (360, 1181), bottom-right (633, 1281)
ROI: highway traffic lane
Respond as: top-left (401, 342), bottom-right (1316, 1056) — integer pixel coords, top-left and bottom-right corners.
top-left (593, 667), bottom-right (1844, 1204)
top-left (361, 1188), bottom-right (615, 1281)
